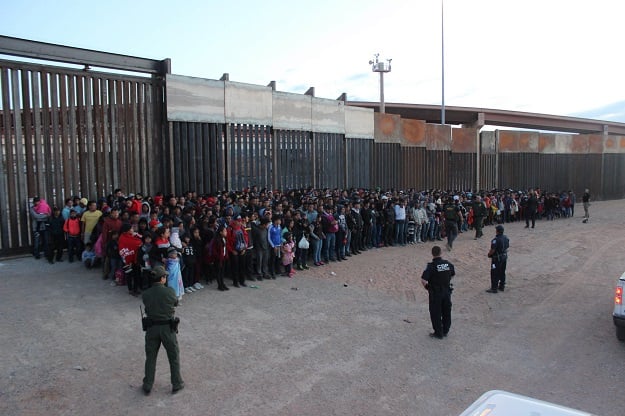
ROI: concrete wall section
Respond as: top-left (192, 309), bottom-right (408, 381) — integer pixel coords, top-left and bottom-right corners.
top-left (425, 124), bottom-right (452, 151)
top-left (602, 135), bottom-right (625, 153)
top-left (518, 131), bottom-right (539, 153)
top-left (402, 119), bottom-right (426, 147)
top-left (539, 134), bottom-right (556, 153)
top-left (481, 131), bottom-right (497, 154)
top-left (498, 131), bottom-right (520, 153)
top-left (166, 74), bottom-right (225, 123)
top-left (225, 81), bottom-right (273, 125)
top-left (587, 135), bottom-right (604, 153)
top-left (345, 105), bottom-right (374, 139)
top-left (272, 92), bottom-right (312, 131)
top-left (451, 127), bottom-right (477, 153)
top-left (375, 113), bottom-right (402, 143)
top-left (554, 134), bottom-right (576, 154)
top-left (312, 97), bottom-right (345, 134)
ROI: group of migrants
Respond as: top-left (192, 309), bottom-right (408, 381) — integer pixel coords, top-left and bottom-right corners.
top-left (29, 186), bottom-right (586, 299)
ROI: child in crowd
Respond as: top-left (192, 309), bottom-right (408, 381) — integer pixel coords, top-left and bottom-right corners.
top-left (138, 233), bottom-right (153, 290)
top-left (181, 233), bottom-right (201, 293)
top-left (281, 232), bottom-right (295, 278)
top-left (82, 242), bottom-right (97, 268)
top-left (165, 246), bottom-right (184, 302)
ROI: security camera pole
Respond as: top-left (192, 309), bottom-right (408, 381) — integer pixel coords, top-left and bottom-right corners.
top-left (369, 53), bottom-right (392, 113)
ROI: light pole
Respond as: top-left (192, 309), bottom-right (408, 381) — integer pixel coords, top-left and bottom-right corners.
top-left (441, 0), bottom-right (445, 125)
top-left (369, 53), bottom-right (392, 113)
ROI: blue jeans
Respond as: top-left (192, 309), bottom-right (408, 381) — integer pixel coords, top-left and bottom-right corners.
top-left (427, 218), bottom-right (436, 240)
top-left (312, 239), bottom-right (322, 263)
top-left (395, 220), bottom-right (406, 245)
top-left (322, 232), bottom-right (336, 262)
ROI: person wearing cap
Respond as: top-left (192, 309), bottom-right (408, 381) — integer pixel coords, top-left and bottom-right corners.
top-left (442, 197), bottom-right (462, 251)
top-left (472, 196), bottom-right (488, 240)
top-left (486, 224), bottom-right (510, 293)
top-left (421, 245), bottom-right (455, 339)
top-left (141, 265), bottom-right (184, 396)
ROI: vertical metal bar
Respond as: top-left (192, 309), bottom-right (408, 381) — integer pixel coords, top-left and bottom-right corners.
top-left (0, 65), bottom-right (12, 250)
top-left (21, 69), bottom-right (36, 196)
top-left (67, 74), bottom-right (78, 196)
top-left (50, 72), bottom-right (63, 199)
top-left (59, 74), bottom-right (71, 202)
top-left (31, 71), bottom-right (45, 195)
top-left (1, 67), bottom-right (19, 243)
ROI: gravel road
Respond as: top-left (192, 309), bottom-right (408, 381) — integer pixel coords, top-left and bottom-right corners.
top-left (1, 199), bottom-right (624, 416)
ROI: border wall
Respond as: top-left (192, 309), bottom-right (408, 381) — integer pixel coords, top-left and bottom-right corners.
top-left (2, 60), bottom-right (625, 254)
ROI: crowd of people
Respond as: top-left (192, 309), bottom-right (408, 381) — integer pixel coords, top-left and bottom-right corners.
top-left (28, 186), bottom-right (585, 300)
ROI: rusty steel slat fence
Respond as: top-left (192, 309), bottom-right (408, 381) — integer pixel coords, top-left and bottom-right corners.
top-left (0, 59), bottom-right (163, 254)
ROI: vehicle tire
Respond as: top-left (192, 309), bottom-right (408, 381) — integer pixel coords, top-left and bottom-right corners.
top-left (616, 326), bottom-right (625, 341)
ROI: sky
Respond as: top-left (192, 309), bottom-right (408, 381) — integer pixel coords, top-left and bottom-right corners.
top-left (3, 0), bottom-right (625, 123)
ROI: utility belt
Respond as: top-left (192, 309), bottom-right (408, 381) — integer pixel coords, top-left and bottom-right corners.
top-left (493, 252), bottom-right (508, 262)
top-left (142, 317), bottom-right (180, 333)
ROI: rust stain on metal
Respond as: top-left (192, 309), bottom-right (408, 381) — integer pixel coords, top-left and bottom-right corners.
top-left (380, 114), bottom-right (396, 136)
top-left (588, 135), bottom-right (603, 153)
top-left (570, 135), bottom-right (588, 153)
top-left (538, 134), bottom-right (555, 152)
top-left (451, 127), bottom-right (476, 152)
top-left (425, 124), bottom-right (451, 150)
top-left (498, 131), bottom-right (518, 152)
top-left (605, 137), bottom-right (616, 149)
top-left (402, 118), bottom-right (425, 146)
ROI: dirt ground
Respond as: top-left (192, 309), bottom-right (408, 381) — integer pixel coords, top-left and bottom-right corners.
top-left (2, 199), bottom-right (625, 416)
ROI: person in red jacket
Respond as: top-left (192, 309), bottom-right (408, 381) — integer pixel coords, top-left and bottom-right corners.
top-left (63, 209), bottom-right (82, 262)
top-left (227, 215), bottom-right (250, 288)
top-left (118, 223), bottom-right (143, 296)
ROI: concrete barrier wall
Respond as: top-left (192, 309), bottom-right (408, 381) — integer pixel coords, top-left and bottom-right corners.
top-left (273, 92), bottom-right (312, 131)
top-left (167, 74), bottom-right (374, 138)
top-left (167, 74), bottom-right (225, 123)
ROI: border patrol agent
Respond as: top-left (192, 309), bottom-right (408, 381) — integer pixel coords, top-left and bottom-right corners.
top-left (142, 266), bottom-right (184, 395)
top-left (486, 225), bottom-right (510, 293)
top-left (421, 245), bottom-right (455, 339)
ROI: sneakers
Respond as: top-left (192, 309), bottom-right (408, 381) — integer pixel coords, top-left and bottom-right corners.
top-left (302, 264), bottom-right (309, 270)
top-left (193, 282), bottom-right (204, 290)
top-left (184, 287), bottom-right (193, 294)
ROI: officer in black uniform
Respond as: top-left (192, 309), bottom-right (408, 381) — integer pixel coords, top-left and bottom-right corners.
top-left (142, 266), bottom-right (185, 395)
top-left (421, 245), bottom-right (455, 339)
top-left (486, 224), bottom-right (510, 293)
top-left (524, 190), bottom-right (538, 228)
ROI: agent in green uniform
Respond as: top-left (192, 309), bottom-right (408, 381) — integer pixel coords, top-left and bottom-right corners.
top-left (142, 266), bottom-right (184, 395)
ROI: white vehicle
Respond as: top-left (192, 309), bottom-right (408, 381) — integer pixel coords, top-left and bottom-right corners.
top-left (613, 271), bottom-right (625, 341)
top-left (459, 390), bottom-right (592, 415)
